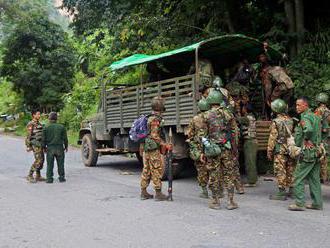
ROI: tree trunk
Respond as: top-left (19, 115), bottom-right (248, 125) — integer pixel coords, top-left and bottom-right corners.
top-left (284, 0), bottom-right (297, 58)
top-left (223, 0), bottom-right (235, 33)
top-left (295, 0), bottom-right (305, 53)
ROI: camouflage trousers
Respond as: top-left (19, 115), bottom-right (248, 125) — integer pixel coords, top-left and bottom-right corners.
top-left (320, 156), bottom-right (328, 181)
top-left (206, 150), bottom-right (235, 198)
top-left (195, 160), bottom-right (209, 188)
top-left (29, 146), bottom-right (44, 174)
top-left (233, 159), bottom-right (243, 190)
top-left (140, 149), bottom-right (164, 190)
top-left (273, 154), bottom-right (296, 189)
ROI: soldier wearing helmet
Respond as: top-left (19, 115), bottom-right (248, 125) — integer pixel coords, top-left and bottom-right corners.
top-left (267, 99), bottom-right (296, 200)
top-left (186, 98), bottom-right (210, 198)
top-left (314, 93), bottom-right (330, 184)
top-left (140, 96), bottom-right (171, 201)
top-left (200, 90), bottom-right (239, 210)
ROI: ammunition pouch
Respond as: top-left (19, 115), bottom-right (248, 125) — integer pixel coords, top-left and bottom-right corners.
top-left (144, 137), bottom-right (160, 152)
top-left (204, 140), bottom-right (222, 158)
top-left (189, 142), bottom-right (201, 161)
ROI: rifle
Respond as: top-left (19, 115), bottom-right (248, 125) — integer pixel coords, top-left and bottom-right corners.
top-left (167, 127), bottom-right (173, 201)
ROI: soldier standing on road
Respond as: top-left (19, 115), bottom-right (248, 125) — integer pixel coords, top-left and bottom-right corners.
top-left (314, 93), bottom-right (330, 184)
top-left (25, 109), bottom-right (45, 183)
top-left (140, 96), bottom-right (172, 201)
top-left (187, 98), bottom-right (210, 198)
top-left (201, 90), bottom-right (239, 210)
top-left (289, 97), bottom-right (324, 211)
top-left (42, 112), bottom-right (68, 183)
top-left (239, 107), bottom-right (258, 187)
top-left (267, 99), bottom-right (295, 200)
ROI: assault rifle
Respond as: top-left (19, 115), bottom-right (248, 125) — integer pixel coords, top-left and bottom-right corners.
top-left (166, 128), bottom-right (173, 201)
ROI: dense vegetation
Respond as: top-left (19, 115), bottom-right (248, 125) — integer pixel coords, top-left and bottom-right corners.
top-left (0, 0), bottom-right (329, 136)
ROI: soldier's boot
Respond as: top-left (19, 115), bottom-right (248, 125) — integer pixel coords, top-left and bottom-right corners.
top-left (26, 171), bottom-right (36, 183)
top-left (288, 203), bottom-right (305, 211)
top-left (226, 192), bottom-right (238, 210)
top-left (269, 188), bottom-right (287, 201)
top-left (235, 182), bottom-right (245, 194)
top-left (305, 203), bottom-right (322, 210)
top-left (208, 196), bottom-right (220, 210)
top-left (199, 186), bottom-right (209, 198)
top-left (35, 171), bottom-right (46, 182)
top-left (140, 188), bottom-right (154, 200)
top-left (155, 189), bottom-right (168, 201)
top-left (286, 187), bottom-right (294, 198)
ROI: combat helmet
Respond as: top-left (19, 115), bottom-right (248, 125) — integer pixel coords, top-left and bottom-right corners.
top-left (271, 99), bottom-right (287, 113)
top-left (316, 93), bottom-right (329, 104)
top-left (206, 89), bottom-right (223, 105)
top-left (212, 75), bottom-right (224, 89)
top-left (198, 98), bottom-right (210, 112)
top-left (151, 96), bottom-right (166, 112)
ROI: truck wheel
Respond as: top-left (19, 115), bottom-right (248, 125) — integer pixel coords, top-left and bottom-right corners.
top-left (81, 134), bottom-right (98, 167)
top-left (162, 159), bottom-right (185, 180)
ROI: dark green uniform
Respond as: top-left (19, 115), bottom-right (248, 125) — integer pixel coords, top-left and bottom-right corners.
top-left (43, 122), bottom-right (68, 182)
top-left (293, 109), bottom-right (323, 209)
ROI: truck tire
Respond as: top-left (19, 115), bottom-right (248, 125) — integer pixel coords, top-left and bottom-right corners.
top-left (81, 134), bottom-right (98, 167)
top-left (162, 159), bottom-right (185, 180)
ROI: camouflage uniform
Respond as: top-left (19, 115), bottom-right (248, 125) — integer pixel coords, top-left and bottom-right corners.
top-left (268, 66), bottom-right (294, 104)
top-left (225, 81), bottom-right (249, 117)
top-left (187, 112), bottom-right (209, 188)
top-left (189, 59), bottom-right (214, 87)
top-left (25, 120), bottom-right (44, 181)
top-left (314, 104), bottom-right (330, 182)
top-left (205, 106), bottom-right (238, 209)
top-left (141, 115), bottom-right (165, 191)
top-left (267, 114), bottom-right (295, 197)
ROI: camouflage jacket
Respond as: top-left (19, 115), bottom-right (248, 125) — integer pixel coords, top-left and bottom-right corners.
top-left (267, 114), bottom-right (293, 155)
top-left (144, 114), bottom-right (165, 151)
top-left (240, 113), bottom-right (257, 140)
top-left (205, 106), bottom-right (238, 148)
top-left (314, 104), bottom-right (330, 141)
top-left (187, 112), bottom-right (208, 153)
top-left (25, 120), bottom-right (43, 148)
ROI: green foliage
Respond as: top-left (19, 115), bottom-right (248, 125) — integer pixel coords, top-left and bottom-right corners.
top-left (0, 79), bottom-right (23, 114)
top-left (288, 31), bottom-right (330, 105)
top-left (59, 72), bottom-right (99, 131)
top-left (1, 16), bottom-right (77, 109)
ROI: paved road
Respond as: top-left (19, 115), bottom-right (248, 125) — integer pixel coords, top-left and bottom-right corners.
top-left (0, 135), bottom-right (330, 248)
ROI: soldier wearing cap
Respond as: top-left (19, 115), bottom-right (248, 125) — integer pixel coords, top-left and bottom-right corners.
top-left (42, 112), bottom-right (68, 183)
top-left (140, 96), bottom-right (172, 201)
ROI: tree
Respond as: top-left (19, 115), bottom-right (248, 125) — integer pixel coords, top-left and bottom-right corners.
top-left (1, 16), bottom-right (77, 110)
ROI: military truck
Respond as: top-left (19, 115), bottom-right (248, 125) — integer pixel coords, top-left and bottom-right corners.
top-left (78, 34), bottom-right (282, 178)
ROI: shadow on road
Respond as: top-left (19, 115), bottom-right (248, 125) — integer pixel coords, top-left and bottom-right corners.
top-left (95, 155), bottom-right (197, 179)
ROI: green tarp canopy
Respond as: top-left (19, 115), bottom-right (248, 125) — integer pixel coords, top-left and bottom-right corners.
top-left (109, 34), bottom-right (282, 71)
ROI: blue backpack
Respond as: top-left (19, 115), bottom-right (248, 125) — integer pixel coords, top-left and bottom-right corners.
top-left (129, 115), bottom-right (149, 142)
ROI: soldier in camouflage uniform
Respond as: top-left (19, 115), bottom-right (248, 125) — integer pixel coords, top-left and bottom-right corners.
top-left (25, 110), bottom-right (45, 183)
top-left (189, 58), bottom-right (214, 87)
top-left (267, 99), bottom-right (295, 200)
top-left (187, 98), bottom-right (210, 198)
top-left (140, 96), bottom-right (172, 201)
top-left (314, 93), bottom-right (330, 184)
top-left (201, 90), bottom-right (239, 210)
top-left (289, 97), bottom-right (324, 211)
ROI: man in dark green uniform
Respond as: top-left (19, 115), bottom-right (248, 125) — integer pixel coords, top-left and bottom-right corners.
top-left (288, 97), bottom-right (324, 211)
top-left (42, 112), bottom-right (68, 183)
